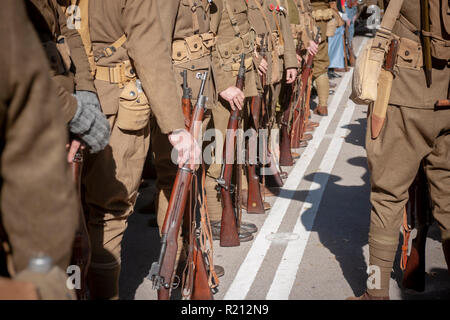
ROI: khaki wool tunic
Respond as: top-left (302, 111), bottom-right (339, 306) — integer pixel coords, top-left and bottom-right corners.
top-left (0, 0), bottom-right (78, 276)
top-left (210, 0), bottom-right (258, 97)
top-left (387, 0), bottom-right (450, 108)
top-left (88, 0), bottom-right (185, 134)
top-left (25, 0), bottom-right (96, 123)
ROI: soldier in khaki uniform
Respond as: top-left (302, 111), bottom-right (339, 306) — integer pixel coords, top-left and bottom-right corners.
top-left (82, 0), bottom-right (200, 299)
top-left (24, 0), bottom-right (110, 156)
top-left (153, 0), bottom-right (229, 276)
top-left (0, 0), bottom-right (79, 299)
top-left (247, 0), bottom-right (298, 123)
top-left (310, 0), bottom-right (336, 116)
top-left (350, 0), bottom-right (450, 300)
top-left (285, 0), bottom-right (320, 135)
top-left (206, 0), bottom-right (260, 234)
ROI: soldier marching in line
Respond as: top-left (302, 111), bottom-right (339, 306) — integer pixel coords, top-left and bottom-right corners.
top-left (349, 0), bottom-right (449, 300)
top-left (79, 0), bottom-right (200, 300)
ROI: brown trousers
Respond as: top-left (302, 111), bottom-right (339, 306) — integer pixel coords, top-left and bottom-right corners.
top-left (366, 104), bottom-right (450, 297)
top-left (82, 114), bottom-right (150, 299)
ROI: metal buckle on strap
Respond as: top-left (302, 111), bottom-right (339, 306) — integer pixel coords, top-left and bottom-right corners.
top-left (94, 46), bottom-right (117, 62)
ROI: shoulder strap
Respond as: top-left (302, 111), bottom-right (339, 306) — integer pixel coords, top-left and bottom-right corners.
top-left (271, 1), bottom-right (285, 45)
top-left (379, 0), bottom-right (404, 34)
top-left (252, 0), bottom-right (273, 33)
top-left (223, 0), bottom-right (243, 37)
top-left (186, 0), bottom-right (201, 34)
top-left (94, 34), bottom-right (127, 62)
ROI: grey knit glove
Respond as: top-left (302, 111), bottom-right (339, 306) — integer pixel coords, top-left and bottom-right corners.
top-left (69, 91), bottom-right (110, 153)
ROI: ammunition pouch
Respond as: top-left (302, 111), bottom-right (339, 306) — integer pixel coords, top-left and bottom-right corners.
top-left (215, 30), bottom-right (255, 76)
top-left (172, 32), bottom-right (216, 65)
top-left (311, 8), bottom-right (333, 22)
top-left (396, 37), bottom-right (423, 70)
top-left (117, 79), bottom-right (151, 131)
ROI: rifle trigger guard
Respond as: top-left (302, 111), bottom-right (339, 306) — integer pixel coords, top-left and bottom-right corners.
top-left (172, 275), bottom-right (181, 289)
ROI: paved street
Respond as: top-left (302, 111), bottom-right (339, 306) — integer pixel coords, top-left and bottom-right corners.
top-left (119, 35), bottom-right (450, 300)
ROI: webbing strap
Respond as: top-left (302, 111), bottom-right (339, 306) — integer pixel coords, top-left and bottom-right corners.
top-left (187, 0), bottom-right (201, 34)
top-left (224, 0), bottom-right (243, 37)
top-left (252, 0), bottom-right (275, 50)
top-left (380, 0), bottom-right (404, 33)
top-left (272, 1), bottom-right (285, 45)
top-left (94, 34), bottom-right (127, 62)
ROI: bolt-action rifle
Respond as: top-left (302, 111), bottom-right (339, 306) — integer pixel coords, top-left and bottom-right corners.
top-left (216, 54), bottom-right (246, 247)
top-left (70, 147), bottom-right (91, 300)
top-left (401, 163), bottom-right (433, 292)
top-left (290, 30), bottom-right (320, 149)
top-left (149, 72), bottom-right (208, 300)
top-left (247, 35), bottom-right (267, 214)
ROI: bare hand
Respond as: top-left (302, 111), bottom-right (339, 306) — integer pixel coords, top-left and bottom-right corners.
top-left (169, 129), bottom-right (201, 168)
top-left (66, 140), bottom-right (85, 163)
top-left (307, 40), bottom-right (319, 56)
top-left (219, 86), bottom-right (245, 111)
top-left (258, 57), bottom-right (268, 76)
top-left (285, 68), bottom-right (298, 84)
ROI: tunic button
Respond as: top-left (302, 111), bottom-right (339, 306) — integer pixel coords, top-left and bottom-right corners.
top-left (225, 51), bottom-right (229, 55)
top-left (177, 52), bottom-right (182, 57)
top-left (236, 46), bottom-right (239, 50)
top-left (404, 50), bottom-right (410, 56)
top-left (130, 91), bottom-right (136, 97)
top-left (194, 44), bottom-right (198, 49)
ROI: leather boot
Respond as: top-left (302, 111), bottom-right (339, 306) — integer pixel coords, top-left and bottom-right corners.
top-left (314, 105), bottom-right (328, 116)
top-left (346, 291), bottom-right (389, 300)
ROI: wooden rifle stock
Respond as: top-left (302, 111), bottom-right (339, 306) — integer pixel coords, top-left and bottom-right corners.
top-left (149, 72), bottom-right (208, 300)
top-left (217, 54), bottom-right (246, 247)
top-left (279, 83), bottom-right (295, 166)
top-left (181, 70), bottom-right (193, 129)
top-left (191, 239), bottom-right (213, 300)
top-left (344, 24), bottom-right (356, 67)
top-left (247, 95), bottom-right (265, 214)
top-left (291, 31), bottom-right (320, 148)
top-left (70, 148), bottom-right (91, 300)
top-left (402, 165), bottom-right (432, 292)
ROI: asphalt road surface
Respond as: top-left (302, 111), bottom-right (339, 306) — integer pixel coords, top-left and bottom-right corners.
top-left (119, 35), bottom-right (450, 300)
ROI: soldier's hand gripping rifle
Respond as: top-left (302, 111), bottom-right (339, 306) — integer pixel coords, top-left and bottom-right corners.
top-left (149, 72), bottom-right (208, 300)
top-left (69, 145), bottom-right (91, 300)
top-left (216, 54), bottom-right (246, 247)
top-left (291, 30), bottom-right (320, 149)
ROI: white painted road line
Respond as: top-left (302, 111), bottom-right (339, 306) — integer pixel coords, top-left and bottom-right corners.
top-left (224, 39), bottom-right (366, 300)
top-left (266, 100), bottom-right (356, 300)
